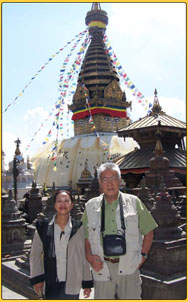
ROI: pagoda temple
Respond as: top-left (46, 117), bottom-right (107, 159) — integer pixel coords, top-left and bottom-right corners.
top-left (31, 3), bottom-right (137, 190)
top-left (116, 89), bottom-right (186, 188)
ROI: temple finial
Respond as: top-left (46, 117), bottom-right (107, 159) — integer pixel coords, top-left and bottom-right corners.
top-left (14, 138), bottom-right (21, 156)
top-left (149, 89), bottom-right (165, 117)
top-left (91, 3), bottom-right (101, 10)
top-left (151, 88), bottom-right (163, 116)
top-left (85, 2), bottom-right (108, 36)
top-left (153, 88), bottom-right (159, 104)
top-left (154, 88), bottom-right (157, 97)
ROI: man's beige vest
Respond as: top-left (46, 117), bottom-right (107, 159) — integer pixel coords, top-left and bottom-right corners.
top-left (85, 192), bottom-right (143, 280)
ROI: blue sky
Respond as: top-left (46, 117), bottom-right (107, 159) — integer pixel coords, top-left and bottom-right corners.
top-left (2, 2), bottom-right (186, 165)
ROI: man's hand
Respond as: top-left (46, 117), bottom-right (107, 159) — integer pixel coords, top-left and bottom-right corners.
top-left (87, 254), bottom-right (103, 272)
top-left (85, 239), bottom-right (103, 272)
top-left (138, 230), bottom-right (154, 269)
top-left (33, 282), bottom-right (44, 297)
top-left (138, 256), bottom-right (146, 269)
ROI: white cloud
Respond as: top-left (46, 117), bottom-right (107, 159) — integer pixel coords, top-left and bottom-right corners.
top-left (109, 3), bottom-right (185, 38)
top-left (108, 3), bottom-right (186, 79)
top-left (24, 106), bottom-right (48, 121)
top-left (154, 96), bottom-right (186, 122)
top-left (3, 107), bottom-right (49, 165)
top-left (3, 105), bottom-right (75, 167)
top-left (23, 106), bottom-right (51, 149)
top-left (130, 95), bottom-right (186, 122)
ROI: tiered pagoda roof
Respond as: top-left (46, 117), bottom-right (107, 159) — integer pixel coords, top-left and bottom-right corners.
top-left (116, 90), bottom-right (186, 181)
top-left (118, 89), bottom-right (186, 149)
top-left (115, 148), bottom-right (186, 175)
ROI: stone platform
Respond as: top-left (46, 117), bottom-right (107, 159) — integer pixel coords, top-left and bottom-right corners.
top-left (2, 259), bottom-right (94, 299)
top-left (141, 272), bottom-right (186, 300)
top-left (2, 259), bottom-right (38, 299)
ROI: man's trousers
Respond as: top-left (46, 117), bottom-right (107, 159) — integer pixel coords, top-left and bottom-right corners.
top-left (94, 261), bottom-right (142, 299)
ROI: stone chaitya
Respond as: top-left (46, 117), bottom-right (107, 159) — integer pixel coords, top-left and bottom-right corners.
top-left (2, 139), bottom-right (35, 200)
top-left (140, 181), bottom-right (186, 299)
top-left (143, 139), bottom-right (186, 198)
top-left (135, 138), bottom-right (187, 299)
top-left (77, 160), bottom-right (93, 194)
top-left (83, 166), bottom-right (100, 201)
top-left (2, 190), bottom-right (29, 257)
top-left (26, 180), bottom-right (43, 223)
top-left (137, 177), bottom-right (154, 211)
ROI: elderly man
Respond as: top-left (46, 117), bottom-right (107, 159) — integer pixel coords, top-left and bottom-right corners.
top-left (81, 162), bottom-right (158, 299)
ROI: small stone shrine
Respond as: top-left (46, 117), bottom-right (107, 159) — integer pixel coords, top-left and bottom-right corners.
top-left (143, 139), bottom-right (186, 196)
top-left (137, 177), bottom-right (154, 211)
top-left (40, 183), bottom-right (57, 220)
top-left (71, 195), bottom-right (84, 220)
top-left (2, 139), bottom-right (35, 200)
top-left (141, 179), bottom-right (186, 299)
top-left (27, 180), bottom-right (43, 223)
top-left (26, 183), bottom-right (56, 239)
top-left (2, 190), bottom-right (29, 257)
top-left (82, 166), bottom-right (101, 201)
top-left (77, 160), bottom-right (93, 194)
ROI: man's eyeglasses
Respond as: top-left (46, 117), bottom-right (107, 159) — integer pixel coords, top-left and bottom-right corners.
top-left (101, 176), bottom-right (119, 184)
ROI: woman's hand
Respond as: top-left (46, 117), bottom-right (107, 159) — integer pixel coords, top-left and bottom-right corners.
top-left (83, 288), bottom-right (92, 298)
top-left (33, 282), bottom-right (44, 297)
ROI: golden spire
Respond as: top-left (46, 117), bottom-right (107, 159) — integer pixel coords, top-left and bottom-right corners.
top-left (91, 3), bottom-right (101, 10)
top-left (150, 88), bottom-right (164, 116)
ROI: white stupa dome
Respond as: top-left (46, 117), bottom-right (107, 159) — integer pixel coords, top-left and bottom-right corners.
top-left (31, 133), bottom-right (138, 190)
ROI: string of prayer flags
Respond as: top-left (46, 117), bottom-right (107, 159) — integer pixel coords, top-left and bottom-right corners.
top-left (24, 31), bottom-right (90, 154)
top-left (103, 34), bottom-right (151, 114)
top-left (42, 34), bottom-right (90, 162)
top-left (3, 29), bottom-right (88, 114)
top-left (25, 109), bottom-right (55, 151)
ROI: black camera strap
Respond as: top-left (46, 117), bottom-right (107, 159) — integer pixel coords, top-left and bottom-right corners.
top-left (101, 193), bottom-right (126, 236)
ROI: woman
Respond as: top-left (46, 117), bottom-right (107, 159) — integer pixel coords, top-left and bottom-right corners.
top-left (30, 190), bottom-right (93, 299)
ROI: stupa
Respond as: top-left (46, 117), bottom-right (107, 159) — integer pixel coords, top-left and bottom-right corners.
top-left (31, 3), bottom-right (138, 190)
top-left (2, 190), bottom-right (29, 257)
top-left (141, 179), bottom-right (186, 299)
top-left (2, 139), bottom-right (35, 201)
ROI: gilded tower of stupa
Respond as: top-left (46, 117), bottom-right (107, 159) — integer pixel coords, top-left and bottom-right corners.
top-left (69, 3), bottom-right (131, 135)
